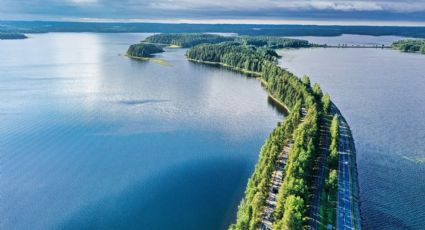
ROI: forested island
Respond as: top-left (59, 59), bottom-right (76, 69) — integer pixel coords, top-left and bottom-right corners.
top-left (144, 33), bottom-right (235, 48)
top-left (392, 39), bottom-right (425, 53)
top-left (0, 33), bottom-right (27, 40)
top-left (128, 34), bottom-right (361, 230)
top-left (143, 33), bottom-right (311, 49)
top-left (126, 43), bottom-right (164, 58)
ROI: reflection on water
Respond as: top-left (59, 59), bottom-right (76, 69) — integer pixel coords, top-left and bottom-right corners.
top-left (117, 99), bottom-right (171, 105)
top-left (267, 96), bottom-right (289, 116)
top-left (278, 38), bottom-right (425, 230)
top-left (0, 33), bottom-right (283, 229)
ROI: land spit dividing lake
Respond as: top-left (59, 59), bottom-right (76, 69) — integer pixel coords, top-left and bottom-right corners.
top-left (1, 33), bottom-right (424, 230)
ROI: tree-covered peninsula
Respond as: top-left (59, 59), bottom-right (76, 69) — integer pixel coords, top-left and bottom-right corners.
top-left (127, 33), bottom-right (361, 230)
top-left (187, 42), bottom-right (279, 74)
top-left (187, 42), bottom-right (325, 229)
top-left (126, 43), bottom-right (164, 58)
top-left (392, 39), bottom-right (425, 53)
top-left (0, 33), bottom-right (27, 40)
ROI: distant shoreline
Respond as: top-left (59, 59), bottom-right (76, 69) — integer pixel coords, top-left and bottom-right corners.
top-left (0, 33), bottom-right (27, 40)
top-left (2, 21), bottom-right (425, 38)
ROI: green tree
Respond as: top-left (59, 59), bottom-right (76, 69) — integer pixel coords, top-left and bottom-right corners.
top-left (321, 94), bottom-right (331, 113)
top-left (326, 169), bottom-right (338, 193)
top-left (275, 195), bottom-right (304, 230)
top-left (302, 75), bottom-right (311, 87)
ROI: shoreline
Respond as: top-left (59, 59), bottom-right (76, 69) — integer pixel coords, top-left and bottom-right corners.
top-left (187, 58), bottom-right (291, 113)
top-left (125, 54), bottom-right (172, 66)
top-left (187, 55), bottom-right (360, 229)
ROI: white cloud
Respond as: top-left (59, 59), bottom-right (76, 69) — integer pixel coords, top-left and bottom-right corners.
top-left (1, 0), bottom-right (425, 21)
top-left (146, 0), bottom-right (425, 13)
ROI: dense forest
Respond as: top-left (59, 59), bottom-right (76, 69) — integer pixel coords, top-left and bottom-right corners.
top-left (143, 33), bottom-right (310, 49)
top-left (235, 36), bottom-right (310, 48)
top-left (126, 43), bottom-right (164, 58)
top-left (0, 33), bottom-right (27, 40)
top-left (184, 40), bottom-right (331, 229)
top-left (392, 39), bottom-right (425, 53)
top-left (144, 33), bottom-right (234, 48)
top-left (187, 43), bottom-right (279, 73)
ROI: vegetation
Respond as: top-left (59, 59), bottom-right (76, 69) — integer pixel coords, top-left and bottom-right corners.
top-left (127, 43), bottom-right (164, 58)
top-left (329, 115), bottom-right (339, 170)
top-left (144, 33), bottom-right (234, 48)
top-left (318, 115), bottom-right (339, 229)
top-left (236, 36), bottom-right (310, 48)
top-left (143, 33), bottom-right (311, 49)
top-left (321, 94), bottom-right (331, 114)
top-left (392, 39), bottom-right (425, 53)
top-left (273, 105), bottom-right (319, 229)
top-left (187, 41), bottom-right (324, 229)
top-left (0, 33), bottom-right (27, 40)
top-left (229, 106), bottom-right (303, 230)
top-left (125, 33), bottom-right (357, 229)
top-left (187, 43), bottom-right (279, 73)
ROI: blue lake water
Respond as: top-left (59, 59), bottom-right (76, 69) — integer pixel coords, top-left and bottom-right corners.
top-left (0, 33), bottom-right (283, 229)
top-left (279, 35), bottom-right (425, 229)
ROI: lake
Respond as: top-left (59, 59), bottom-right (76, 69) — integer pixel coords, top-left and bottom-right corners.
top-left (0, 33), bottom-right (283, 229)
top-left (279, 35), bottom-right (425, 230)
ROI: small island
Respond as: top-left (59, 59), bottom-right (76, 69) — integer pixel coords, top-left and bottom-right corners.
top-left (392, 39), bottom-right (425, 53)
top-left (0, 33), bottom-right (27, 40)
top-left (126, 43), bottom-right (164, 58)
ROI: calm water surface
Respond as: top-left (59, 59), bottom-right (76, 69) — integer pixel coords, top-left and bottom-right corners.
top-left (279, 35), bottom-right (425, 229)
top-left (0, 33), bottom-right (283, 229)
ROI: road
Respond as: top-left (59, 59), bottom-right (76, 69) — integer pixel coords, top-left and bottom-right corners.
top-left (336, 113), bottom-right (360, 230)
top-left (307, 115), bottom-right (331, 229)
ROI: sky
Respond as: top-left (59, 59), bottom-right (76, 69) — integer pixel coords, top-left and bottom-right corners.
top-left (1, 0), bottom-right (425, 25)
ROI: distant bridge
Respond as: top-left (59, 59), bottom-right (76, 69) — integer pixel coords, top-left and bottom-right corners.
top-left (319, 44), bottom-right (391, 49)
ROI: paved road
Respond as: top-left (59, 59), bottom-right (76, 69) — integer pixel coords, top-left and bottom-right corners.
top-left (336, 117), bottom-right (356, 230)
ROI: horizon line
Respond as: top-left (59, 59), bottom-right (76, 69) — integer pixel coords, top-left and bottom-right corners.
top-left (2, 18), bottom-right (425, 27)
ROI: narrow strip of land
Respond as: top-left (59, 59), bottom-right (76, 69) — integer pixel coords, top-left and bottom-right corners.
top-left (137, 34), bottom-right (361, 229)
top-left (260, 108), bottom-right (307, 230)
top-left (323, 45), bottom-right (390, 49)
